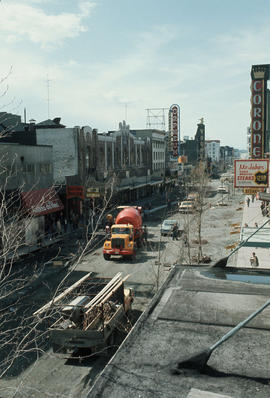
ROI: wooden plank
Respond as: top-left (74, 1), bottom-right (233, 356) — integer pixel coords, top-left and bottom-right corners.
top-left (84, 273), bottom-right (126, 310)
top-left (33, 272), bottom-right (93, 316)
top-left (84, 274), bottom-right (130, 315)
top-left (83, 273), bottom-right (122, 310)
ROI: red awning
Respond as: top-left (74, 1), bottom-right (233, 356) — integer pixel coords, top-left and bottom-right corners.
top-left (21, 188), bottom-right (64, 216)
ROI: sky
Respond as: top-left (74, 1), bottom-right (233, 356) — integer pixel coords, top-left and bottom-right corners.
top-left (0, 0), bottom-right (270, 149)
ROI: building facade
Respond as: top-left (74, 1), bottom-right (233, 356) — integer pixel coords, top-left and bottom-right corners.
top-left (0, 142), bottom-right (53, 191)
top-left (205, 140), bottom-right (220, 162)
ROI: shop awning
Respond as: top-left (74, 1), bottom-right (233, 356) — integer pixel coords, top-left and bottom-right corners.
top-left (21, 188), bottom-right (64, 216)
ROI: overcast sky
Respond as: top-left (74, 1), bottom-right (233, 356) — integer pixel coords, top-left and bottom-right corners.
top-left (0, 0), bottom-right (270, 149)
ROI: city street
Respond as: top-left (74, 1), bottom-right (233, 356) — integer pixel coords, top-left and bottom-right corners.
top-left (0, 180), bottom-right (245, 398)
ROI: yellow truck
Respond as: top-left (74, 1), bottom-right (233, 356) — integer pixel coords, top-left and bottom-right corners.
top-left (103, 206), bottom-right (143, 261)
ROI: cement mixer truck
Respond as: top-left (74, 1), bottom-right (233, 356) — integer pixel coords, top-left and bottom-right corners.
top-left (103, 206), bottom-right (143, 261)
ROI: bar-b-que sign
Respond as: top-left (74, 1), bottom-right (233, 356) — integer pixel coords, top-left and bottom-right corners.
top-left (234, 159), bottom-right (269, 188)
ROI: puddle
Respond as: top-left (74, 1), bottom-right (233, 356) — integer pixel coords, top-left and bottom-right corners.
top-left (201, 269), bottom-right (270, 285)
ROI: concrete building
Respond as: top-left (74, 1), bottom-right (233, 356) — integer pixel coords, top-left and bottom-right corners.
top-left (179, 121), bottom-right (206, 166)
top-left (36, 124), bottom-right (79, 185)
top-left (0, 142), bottom-right (53, 191)
top-left (220, 145), bottom-right (234, 171)
top-left (130, 127), bottom-right (166, 178)
top-left (205, 140), bottom-right (220, 162)
top-left (179, 138), bottom-right (197, 165)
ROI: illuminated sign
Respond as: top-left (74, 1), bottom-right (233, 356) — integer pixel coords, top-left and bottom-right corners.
top-left (169, 104), bottom-right (180, 158)
top-left (250, 64), bottom-right (270, 158)
top-left (234, 159), bottom-right (269, 188)
top-left (251, 79), bottom-right (264, 158)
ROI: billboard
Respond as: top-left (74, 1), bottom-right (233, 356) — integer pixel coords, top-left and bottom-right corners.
top-left (169, 104), bottom-right (180, 158)
top-left (234, 159), bottom-right (269, 188)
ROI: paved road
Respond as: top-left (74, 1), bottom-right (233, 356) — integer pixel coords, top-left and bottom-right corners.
top-left (0, 180), bottom-right (245, 398)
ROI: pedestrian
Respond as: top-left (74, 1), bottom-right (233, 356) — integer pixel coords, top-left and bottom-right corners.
top-left (105, 225), bottom-right (111, 238)
top-left (172, 224), bottom-right (179, 241)
top-left (250, 252), bottom-right (259, 267)
top-left (255, 222), bottom-right (258, 228)
top-left (247, 197), bottom-right (250, 207)
top-left (142, 225), bottom-right (148, 244)
top-left (252, 194), bottom-right (255, 203)
top-left (183, 233), bottom-right (188, 246)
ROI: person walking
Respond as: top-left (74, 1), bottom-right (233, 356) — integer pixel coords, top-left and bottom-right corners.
top-left (250, 252), bottom-right (259, 267)
top-left (172, 224), bottom-right (179, 241)
top-left (142, 225), bottom-right (148, 245)
top-left (247, 197), bottom-right (250, 207)
top-left (183, 233), bottom-right (188, 246)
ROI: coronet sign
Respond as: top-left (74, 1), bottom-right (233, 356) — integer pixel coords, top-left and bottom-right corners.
top-left (250, 64), bottom-right (270, 159)
top-left (234, 159), bottom-right (269, 188)
top-left (251, 79), bottom-right (264, 158)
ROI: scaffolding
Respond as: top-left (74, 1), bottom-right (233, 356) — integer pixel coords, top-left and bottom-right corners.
top-left (145, 108), bottom-right (169, 130)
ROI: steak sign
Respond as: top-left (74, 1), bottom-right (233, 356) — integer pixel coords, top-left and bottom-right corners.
top-left (234, 159), bottom-right (269, 188)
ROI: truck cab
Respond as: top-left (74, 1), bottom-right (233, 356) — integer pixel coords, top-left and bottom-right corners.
top-left (103, 223), bottom-right (136, 260)
top-left (103, 206), bottom-right (142, 261)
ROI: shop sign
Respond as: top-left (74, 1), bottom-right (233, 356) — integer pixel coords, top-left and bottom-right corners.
top-left (66, 185), bottom-right (84, 199)
top-left (86, 187), bottom-right (100, 198)
top-left (243, 188), bottom-right (264, 195)
top-left (234, 159), bottom-right (269, 188)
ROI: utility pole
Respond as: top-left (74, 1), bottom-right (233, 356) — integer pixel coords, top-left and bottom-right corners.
top-left (46, 74), bottom-right (51, 119)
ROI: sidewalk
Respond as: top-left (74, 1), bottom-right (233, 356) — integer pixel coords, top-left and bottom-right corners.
top-left (230, 195), bottom-right (270, 269)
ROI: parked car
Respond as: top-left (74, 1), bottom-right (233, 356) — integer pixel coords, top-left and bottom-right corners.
top-left (187, 192), bottom-right (198, 201)
top-left (179, 200), bottom-right (195, 213)
top-left (217, 186), bottom-right (228, 194)
top-left (160, 219), bottom-right (179, 236)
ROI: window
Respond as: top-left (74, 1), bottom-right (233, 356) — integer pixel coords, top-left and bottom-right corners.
top-left (39, 163), bottom-right (52, 175)
top-left (23, 164), bottom-right (35, 175)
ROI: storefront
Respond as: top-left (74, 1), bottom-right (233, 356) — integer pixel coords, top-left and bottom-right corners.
top-left (21, 187), bottom-right (64, 244)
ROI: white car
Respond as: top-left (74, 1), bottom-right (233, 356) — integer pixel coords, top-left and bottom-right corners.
top-left (160, 219), bottom-right (179, 236)
top-left (217, 186), bottom-right (228, 194)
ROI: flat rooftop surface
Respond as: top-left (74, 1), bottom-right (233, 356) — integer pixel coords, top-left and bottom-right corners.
top-left (89, 266), bottom-right (270, 398)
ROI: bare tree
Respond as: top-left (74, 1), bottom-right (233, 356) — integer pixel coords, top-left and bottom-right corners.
top-left (0, 172), bottom-right (119, 382)
top-left (190, 161), bottom-right (209, 263)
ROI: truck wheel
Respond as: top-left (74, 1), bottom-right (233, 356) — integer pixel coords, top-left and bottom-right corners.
top-left (103, 253), bottom-right (111, 261)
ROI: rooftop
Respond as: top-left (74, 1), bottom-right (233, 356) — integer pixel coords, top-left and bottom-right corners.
top-left (89, 264), bottom-right (270, 397)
